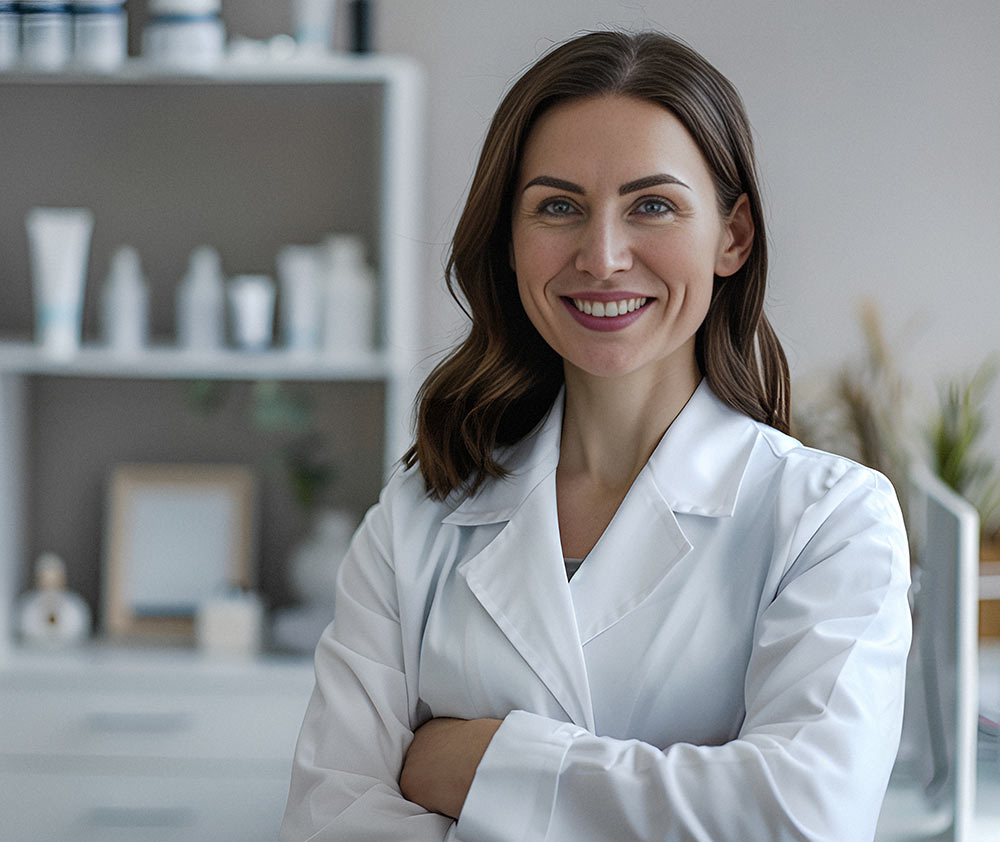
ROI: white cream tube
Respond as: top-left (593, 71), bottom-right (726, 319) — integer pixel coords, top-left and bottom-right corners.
top-left (26, 207), bottom-right (95, 359)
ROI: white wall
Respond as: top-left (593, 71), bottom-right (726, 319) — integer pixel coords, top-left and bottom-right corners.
top-left (375, 0), bottom-right (1000, 458)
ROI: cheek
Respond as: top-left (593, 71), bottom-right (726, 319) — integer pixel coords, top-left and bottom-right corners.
top-left (511, 236), bottom-right (555, 302)
top-left (645, 233), bottom-right (718, 291)
top-left (515, 270), bottom-right (547, 331)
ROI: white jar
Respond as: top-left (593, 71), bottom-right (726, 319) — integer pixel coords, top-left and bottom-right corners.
top-left (19, 1), bottom-right (73, 71)
top-left (142, 0), bottom-right (225, 71)
top-left (73, 0), bottom-right (126, 71)
top-left (228, 274), bottom-right (276, 350)
top-left (0, 3), bottom-right (18, 70)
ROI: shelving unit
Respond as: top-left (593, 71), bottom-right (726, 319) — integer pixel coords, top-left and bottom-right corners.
top-left (0, 52), bottom-right (424, 840)
top-left (0, 53), bottom-right (425, 648)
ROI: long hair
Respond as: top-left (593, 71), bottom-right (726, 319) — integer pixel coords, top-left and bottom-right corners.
top-left (404, 30), bottom-right (790, 499)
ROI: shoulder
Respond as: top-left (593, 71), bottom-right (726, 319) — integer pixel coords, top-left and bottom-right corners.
top-left (363, 462), bottom-right (454, 542)
top-left (748, 420), bottom-right (900, 517)
top-left (737, 421), bottom-right (909, 584)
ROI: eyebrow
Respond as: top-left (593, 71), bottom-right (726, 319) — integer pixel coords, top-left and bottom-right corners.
top-left (521, 173), bottom-right (691, 195)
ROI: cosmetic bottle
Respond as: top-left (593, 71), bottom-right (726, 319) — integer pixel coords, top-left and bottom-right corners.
top-left (228, 274), bottom-right (276, 350)
top-left (277, 244), bottom-right (324, 352)
top-left (73, 0), bottom-right (127, 71)
top-left (0, 2), bottom-right (18, 70)
top-left (16, 553), bottom-right (92, 646)
top-left (348, 0), bottom-right (371, 53)
top-left (100, 244), bottom-right (149, 352)
top-left (293, 0), bottom-right (336, 54)
top-left (176, 245), bottom-right (225, 351)
top-left (19, 1), bottom-right (73, 71)
top-left (26, 206), bottom-right (94, 359)
top-left (322, 234), bottom-right (376, 356)
top-left (143, 0), bottom-right (225, 71)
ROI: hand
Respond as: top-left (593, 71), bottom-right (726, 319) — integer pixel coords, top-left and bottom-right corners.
top-left (400, 716), bottom-right (503, 819)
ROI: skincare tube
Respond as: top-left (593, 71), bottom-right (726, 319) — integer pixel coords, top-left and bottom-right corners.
top-left (26, 207), bottom-right (95, 360)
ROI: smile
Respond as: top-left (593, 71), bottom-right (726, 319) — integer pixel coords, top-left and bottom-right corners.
top-left (569, 297), bottom-right (648, 317)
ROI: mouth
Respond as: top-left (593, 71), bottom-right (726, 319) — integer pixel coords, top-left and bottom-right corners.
top-left (560, 295), bottom-right (652, 332)
top-left (566, 296), bottom-right (649, 317)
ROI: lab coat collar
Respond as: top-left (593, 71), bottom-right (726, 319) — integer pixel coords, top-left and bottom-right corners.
top-left (645, 379), bottom-right (760, 518)
top-left (442, 381), bottom-right (762, 725)
top-left (442, 379), bottom-right (758, 527)
top-left (442, 395), bottom-right (564, 526)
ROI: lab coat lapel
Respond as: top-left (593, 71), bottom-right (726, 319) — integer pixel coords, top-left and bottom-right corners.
top-left (569, 469), bottom-right (692, 645)
top-left (458, 474), bottom-right (595, 730)
top-left (569, 381), bottom-right (760, 644)
top-left (444, 395), bottom-right (595, 729)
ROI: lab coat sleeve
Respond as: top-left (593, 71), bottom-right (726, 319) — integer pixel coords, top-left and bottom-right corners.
top-left (456, 467), bottom-right (912, 842)
top-left (279, 499), bottom-right (456, 841)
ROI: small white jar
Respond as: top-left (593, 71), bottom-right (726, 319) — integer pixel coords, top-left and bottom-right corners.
top-left (19, 1), bottom-right (73, 71)
top-left (0, 2), bottom-right (18, 70)
top-left (228, 274), bottom-right (276, 350)
top-left (142, 0), bottom-right (225, 71)
top-left (73, 0), bottom-right (127, 72)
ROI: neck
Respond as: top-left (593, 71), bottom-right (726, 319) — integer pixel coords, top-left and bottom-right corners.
top-left (559, 356), bottom-right (701, 490)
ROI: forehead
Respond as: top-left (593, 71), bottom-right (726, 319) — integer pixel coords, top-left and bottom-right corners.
top-left (517, 95), bottom-right (714, 189)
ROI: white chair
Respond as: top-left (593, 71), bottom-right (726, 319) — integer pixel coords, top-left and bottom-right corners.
top-left (877, 464), bottom-right (980, 841)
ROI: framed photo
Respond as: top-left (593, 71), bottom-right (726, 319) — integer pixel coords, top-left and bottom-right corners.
top-left (103, 464), bottom-right (256, 639)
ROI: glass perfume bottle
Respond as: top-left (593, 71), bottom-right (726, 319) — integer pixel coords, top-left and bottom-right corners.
top-left (16, 553), bottom-right (91, 646)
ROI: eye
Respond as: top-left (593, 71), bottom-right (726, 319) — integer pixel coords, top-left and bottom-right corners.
top-left (632, 197), bottom-right (675, 217)
top-left (538, 198), bottom-right (579, 217)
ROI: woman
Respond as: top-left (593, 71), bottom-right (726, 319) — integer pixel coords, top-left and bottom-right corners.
top-left (280, 30), bottom-right (911, 841)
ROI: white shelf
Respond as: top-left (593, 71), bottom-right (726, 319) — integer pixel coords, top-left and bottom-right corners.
top-left (0, 53), bottom-right (418, 86)
top-left (0, 341), bottom-right (398, 381)
top-left (0, 54), bottom-right (424, 650)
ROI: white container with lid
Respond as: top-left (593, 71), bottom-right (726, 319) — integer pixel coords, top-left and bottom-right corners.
top-left (142, 0), bottom-right (225, 71)
top-left (0, 3), bottom-right (18, 70)
top-left (19, 1), bottom-right (73, 71)
top-left (73, 0), bottom-right (127, 71)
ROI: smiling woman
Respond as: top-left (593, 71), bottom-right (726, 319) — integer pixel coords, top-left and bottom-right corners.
top-left (406, 32), bottom-right (786, 501)
top-left (280, 30), bottom-right (912, 842)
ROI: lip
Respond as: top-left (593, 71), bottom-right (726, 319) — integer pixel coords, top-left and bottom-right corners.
top-left (560, 295), bottom-right (651, 332)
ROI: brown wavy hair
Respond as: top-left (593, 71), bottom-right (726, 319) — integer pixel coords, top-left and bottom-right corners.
top-left (404, 30), bottom-right (790, 499)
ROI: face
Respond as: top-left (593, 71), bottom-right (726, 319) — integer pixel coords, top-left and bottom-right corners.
top-left (510, 94), bottom-right (752, 386)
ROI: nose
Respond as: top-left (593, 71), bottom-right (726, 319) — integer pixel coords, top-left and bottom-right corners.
top-left (574, 214), bottom-right (633, 279)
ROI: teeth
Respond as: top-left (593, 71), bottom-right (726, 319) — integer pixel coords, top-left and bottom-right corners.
top-left (571, 297), bottom-right (647, 317)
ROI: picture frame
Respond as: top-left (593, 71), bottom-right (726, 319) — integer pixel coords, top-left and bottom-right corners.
top-left (103, 463), bottom-right (256, 639)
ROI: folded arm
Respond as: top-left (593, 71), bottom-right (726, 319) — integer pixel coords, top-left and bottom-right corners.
top-left (279, 505), bottom-right (457, 842)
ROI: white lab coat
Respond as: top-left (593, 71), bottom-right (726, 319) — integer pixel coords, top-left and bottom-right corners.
top-left (280, 380), bottom-right (912, 842)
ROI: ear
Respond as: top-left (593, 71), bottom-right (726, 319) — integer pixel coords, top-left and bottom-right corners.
top-left (714, 193), bottom-right (754, 278)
